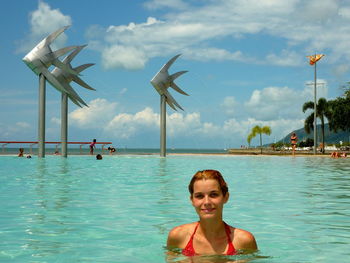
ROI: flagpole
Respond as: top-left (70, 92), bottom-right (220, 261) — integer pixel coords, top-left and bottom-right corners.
top-left (313, 57), bottom-right (317, 155)
top-left (307, 54), bottom-right (324, 154)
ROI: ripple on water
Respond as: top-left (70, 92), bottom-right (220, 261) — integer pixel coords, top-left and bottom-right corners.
top-left (1, 155), bottom-right (350, 262)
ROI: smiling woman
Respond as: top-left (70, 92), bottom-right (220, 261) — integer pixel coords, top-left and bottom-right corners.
top-left (166, 169), bottom-right (257, 257)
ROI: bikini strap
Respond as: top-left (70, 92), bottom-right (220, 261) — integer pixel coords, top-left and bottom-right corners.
top-left (224, 222), bottom-right (232, 242)
top-left (182, 222), bottom-right (200, 256)
top-left (190, 222), bottom-right (200, 239)
top-left (224, 222), bottom-right (236, 255)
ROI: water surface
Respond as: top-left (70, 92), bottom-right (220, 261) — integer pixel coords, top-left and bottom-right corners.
top-left (1, 155), bottom-right (349, 262)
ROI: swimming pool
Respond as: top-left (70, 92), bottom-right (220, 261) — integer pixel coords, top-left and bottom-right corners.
top-left (1, 155), bottom-right (349, 262)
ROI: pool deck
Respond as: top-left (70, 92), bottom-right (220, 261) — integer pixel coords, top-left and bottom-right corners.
top-left (226, 148), bottom-right (348, 156)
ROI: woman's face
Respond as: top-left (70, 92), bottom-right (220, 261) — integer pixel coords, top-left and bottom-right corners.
top-left (191, 179), bottom-right (229, 219)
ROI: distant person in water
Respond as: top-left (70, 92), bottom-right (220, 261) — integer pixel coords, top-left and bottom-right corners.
top-left (90, 139), bottom-right (96, 155)
top-left (102, 145), bottom-right (117, 155)
top-left (290, 133), bottom-right (298, 156)
top-left (167, 169), bottom-right (257, 257)
top-left (108, 146), bottom-right (116, 155)
top-left (18, 148), bottom-right (24, 157)
top-left (96, 154), bottom-right (103, 160)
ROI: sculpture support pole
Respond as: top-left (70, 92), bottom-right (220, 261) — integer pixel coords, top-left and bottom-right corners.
top-left (61, 93), bottom-right (68, 157)
top-left (160, 95), bottom-right (166, 157)
top-left (38, 74), bottom-right (46, 158)
top-left (313, 61), bottom-right (317, 155)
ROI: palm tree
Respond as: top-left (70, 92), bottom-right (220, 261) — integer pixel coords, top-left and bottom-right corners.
top-left (247, 125), bottom-right (272, 154)
top-left (302, 97), bottom-right (331, 154)
top-left (247, 134), bottom-right (253, 148)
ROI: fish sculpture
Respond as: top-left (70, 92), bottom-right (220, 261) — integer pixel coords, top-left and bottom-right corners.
top-left (22, 25), bottom-right (79, 94)
top-left (51, 45), bottom-right (95, 107)
top-left (150, 54), bottom-right (189, 110)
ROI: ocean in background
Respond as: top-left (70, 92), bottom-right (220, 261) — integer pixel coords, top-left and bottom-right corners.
top-left (1, 147), bottom-right (228, 155)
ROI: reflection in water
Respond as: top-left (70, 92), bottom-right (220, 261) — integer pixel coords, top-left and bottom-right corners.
top-left (158, 158), bottom-right (167, 177)
top-left (24, 158), bottom-right (74, 258)
top-left (164, 247), bottom-right (267, 263)
top-left (154, 158), bottom-right (178, 236)
top-left (296, 158), bottom-right (350, 257)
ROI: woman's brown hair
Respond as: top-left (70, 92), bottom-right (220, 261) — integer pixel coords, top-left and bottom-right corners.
top-left (188, 169), bottom-right (228, 197)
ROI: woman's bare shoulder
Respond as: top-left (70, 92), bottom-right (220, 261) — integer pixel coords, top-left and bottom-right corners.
top-left (232, 227), bottom-right (258, 250)
top-left (167, 222), bottom-right (197, 247)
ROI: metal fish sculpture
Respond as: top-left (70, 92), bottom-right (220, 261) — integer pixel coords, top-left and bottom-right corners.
top-left (51, 45), bottom-right (95, 107)
top-left (22, 25), bottom-right (79, 93)
top-left (150, 54), bottom-right (189, 111)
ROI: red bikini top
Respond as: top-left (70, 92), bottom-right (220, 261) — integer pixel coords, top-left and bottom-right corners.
top-left (182, 222), bottom-right (236, 257)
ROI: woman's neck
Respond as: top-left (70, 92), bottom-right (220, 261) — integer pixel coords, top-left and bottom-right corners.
top-left (198, 218), bottom-right (225, 240)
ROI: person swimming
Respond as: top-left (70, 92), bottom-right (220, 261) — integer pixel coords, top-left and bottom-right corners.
top-left (167, 170), bottom-right (257, 257)
top-left (107, 146), bottom-right (116, 155)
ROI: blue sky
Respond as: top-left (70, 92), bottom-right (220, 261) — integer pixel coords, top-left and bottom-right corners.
top-left (1, 0), bottom-right (350, 149)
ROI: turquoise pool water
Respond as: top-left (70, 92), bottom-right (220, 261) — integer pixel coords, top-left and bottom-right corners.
top-left (1, 155), bottom-right (349, 262)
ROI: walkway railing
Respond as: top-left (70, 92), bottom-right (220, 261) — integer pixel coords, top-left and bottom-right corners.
top-left (0, 141), bottom-right (112, 155)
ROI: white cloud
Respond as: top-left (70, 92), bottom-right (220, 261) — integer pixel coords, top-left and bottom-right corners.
top-left (101, 45), bottom-right (147, 70)
top-left (244, 83), bottom-right (329, 121)
top-left (17, 1), bottom-right (72, 53)
top-left (222, 118), bottom-right (248, 138)
top-left (265, 50), bottom-right (303, 66)
top-left (69, 98), bottom-right (118, 128)
top-left (101, 103), bottom-right (302, 145)
top-left (51, 117), bottom-right (60, 125)
top-left (167, 112), bottom-right (203, 136)
top-left (119, 88), bottom-right (128, 95)
top-left (16, 122), bottom-right (31, 129)
top-left (85, 0), bottom-right (350, 70)
top-left (52, 87), bottom-right (330, 148)
top-left (221, 96), bottom-right (237, 116)
top-left (303, 79), bottom-right (328, 99)
top-left (339, 7), bottom-right (350, 19)
top-left (184, 48), bottom-right (247, 62)
top-left (296, 0), bottom-right (339, 22)
top-left (104, 108), bottom-right (206, 139)
top-left (105, 107), bottom-right (158, 139)
top-left (0, 122), bottom-right (34, 140)
top-left (143, 0), bottom-right (188, 10)
top-left (245, 86), bottom-right (296, 120)
top-left (30, 1), bottom-right (72, 37)
top-left (332, 64), bottom-right (350, 77)
top-left (48, 95), bottom-right (308, 146)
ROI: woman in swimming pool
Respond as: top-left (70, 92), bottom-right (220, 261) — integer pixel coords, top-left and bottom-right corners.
top-left (167, 169), bottom-right (257, 257)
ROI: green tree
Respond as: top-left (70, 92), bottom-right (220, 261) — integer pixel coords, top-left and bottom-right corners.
top-left (327, 87), bottom-right (350, 133)
top-left (247, 125), bottom-right (272, 154)
top-left (247, 134), bottom-right (253, 148)
top-left (302, 97), bottom-right (332, 153)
